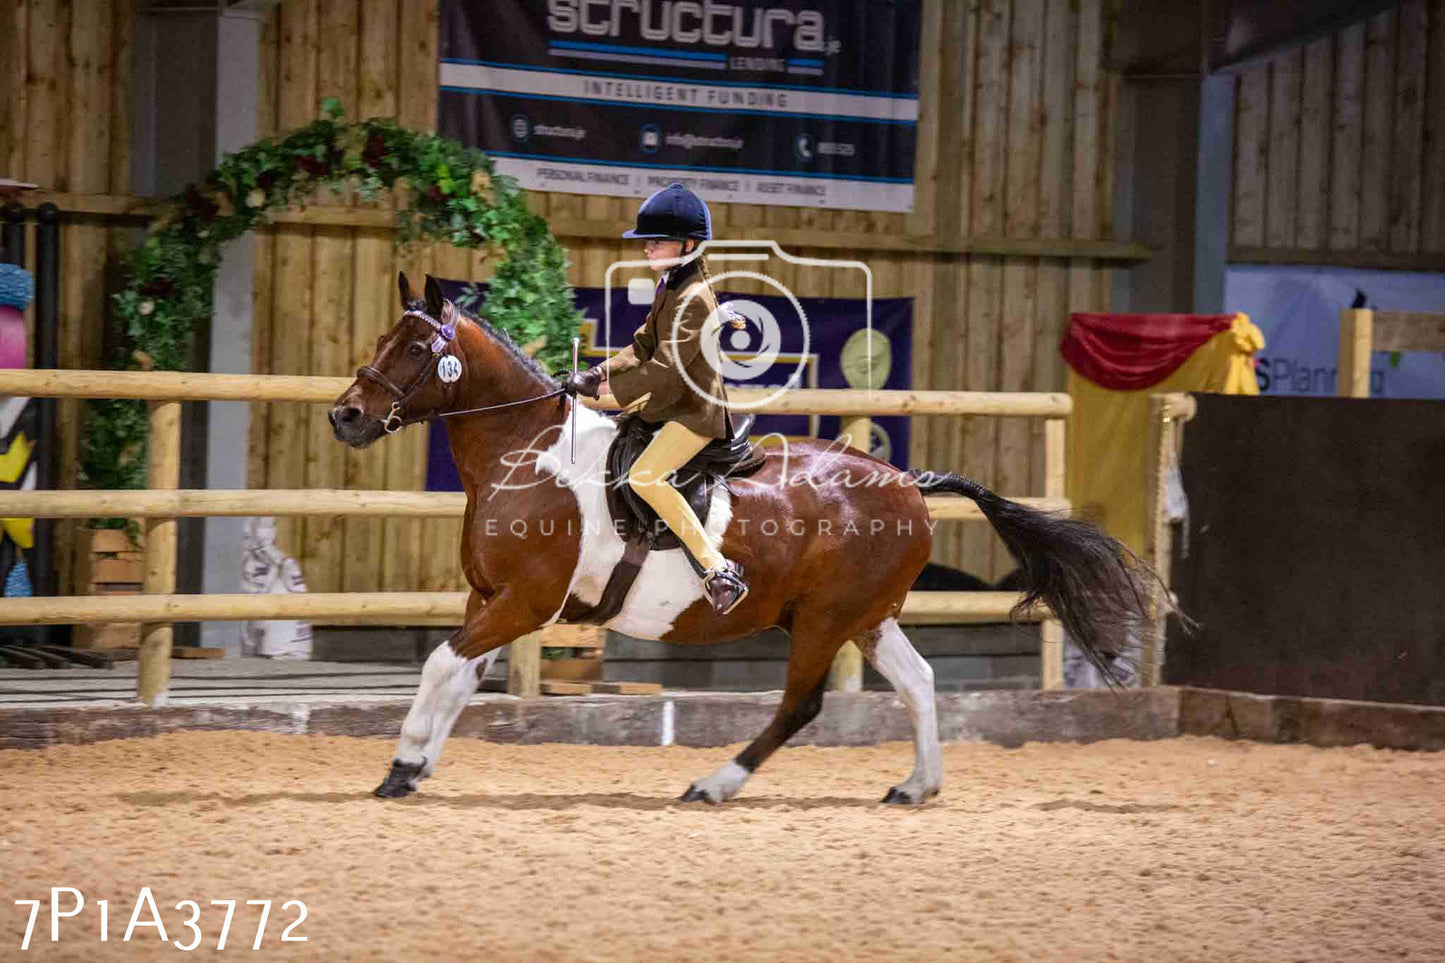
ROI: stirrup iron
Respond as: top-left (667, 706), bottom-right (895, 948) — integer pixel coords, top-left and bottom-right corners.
top-left (702, 560), bottom-right (749, 615)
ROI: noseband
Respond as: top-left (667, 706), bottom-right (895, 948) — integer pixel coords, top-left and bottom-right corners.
top-left (356, 307), bottom-right (565, 433)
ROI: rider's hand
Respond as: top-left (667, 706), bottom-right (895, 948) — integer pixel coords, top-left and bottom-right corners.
top-left (563, 365), bottom-right (605, 399)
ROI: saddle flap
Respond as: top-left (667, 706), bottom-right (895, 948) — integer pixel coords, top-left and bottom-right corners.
top-left (602, 413), bottom-right (767, 554)
top-left (604, 416), bottom-right (708, 553)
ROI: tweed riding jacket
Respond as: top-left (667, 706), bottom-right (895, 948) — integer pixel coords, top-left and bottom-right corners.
top-left (605, 257), bottom-right (731, 439)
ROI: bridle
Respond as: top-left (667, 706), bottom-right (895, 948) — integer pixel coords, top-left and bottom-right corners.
top-left (356, 306), bottom-right (566, 434)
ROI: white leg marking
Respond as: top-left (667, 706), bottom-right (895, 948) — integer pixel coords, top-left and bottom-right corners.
top-left (866, 617), bottom-right (942, 802)
top-left (685, 760), bottom-right (751, 803)
top-left (394, 643), bottom-right (497, 782)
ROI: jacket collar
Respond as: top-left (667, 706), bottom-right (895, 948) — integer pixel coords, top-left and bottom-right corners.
top-left (662, 255), bottom-right (701, 291)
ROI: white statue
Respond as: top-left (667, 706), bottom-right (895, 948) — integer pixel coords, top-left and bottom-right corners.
top-left (238, 517), bottom-right (313, 660)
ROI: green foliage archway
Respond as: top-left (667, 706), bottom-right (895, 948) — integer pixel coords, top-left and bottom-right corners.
top-left (84, 99), bottom-right (581, 494)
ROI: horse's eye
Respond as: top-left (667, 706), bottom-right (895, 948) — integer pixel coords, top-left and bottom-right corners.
top-left (406, 342), bottom-right (426, 358)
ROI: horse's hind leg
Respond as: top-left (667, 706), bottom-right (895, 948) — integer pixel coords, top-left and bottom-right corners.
top-left (860, 617), bottom-right (941, 805)
top-left (375, 638), bottom-right (500, 798)
top-left (680, 632), bottom-right (842, 804)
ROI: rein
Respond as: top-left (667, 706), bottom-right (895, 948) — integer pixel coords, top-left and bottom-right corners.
top-left (358, 307), bottom-right (566, 434)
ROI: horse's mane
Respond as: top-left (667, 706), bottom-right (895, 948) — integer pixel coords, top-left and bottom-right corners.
top-left (405, 297), bottom-right (558, 386)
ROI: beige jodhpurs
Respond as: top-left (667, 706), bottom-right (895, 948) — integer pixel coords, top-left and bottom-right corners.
top-left (626, 420), bottom-right (726, 572)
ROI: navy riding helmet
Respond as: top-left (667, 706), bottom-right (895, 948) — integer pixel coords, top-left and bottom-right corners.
top-left (622, 182), bottom-right (712, 241)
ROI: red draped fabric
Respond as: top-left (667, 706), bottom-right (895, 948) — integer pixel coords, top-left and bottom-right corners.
top-left (1061, 312), bottom-right (1236, 391)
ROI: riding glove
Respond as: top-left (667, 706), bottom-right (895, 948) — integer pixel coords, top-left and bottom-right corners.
top-left (563, 365), bottom-right (605, 399)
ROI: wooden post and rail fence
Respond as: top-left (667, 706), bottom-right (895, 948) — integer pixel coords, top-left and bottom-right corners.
top-left (1337, 309), bottom-right (1445, 398)
top-left (0, 368), bottom-right (1074, 703)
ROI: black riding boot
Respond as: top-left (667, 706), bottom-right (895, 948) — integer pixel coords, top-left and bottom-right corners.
top-left (702, 559), bottom-right (749, 615)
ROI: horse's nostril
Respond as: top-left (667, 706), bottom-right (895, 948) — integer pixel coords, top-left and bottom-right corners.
top-left (331, 405), bottom-right (362, 428)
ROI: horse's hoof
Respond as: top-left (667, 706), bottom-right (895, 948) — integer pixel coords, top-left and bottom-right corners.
top-left (373, 781), bottom-right (412, 799)
top-left (679, 783), bottom-right (721, 805)
top-left (373, 758), bottom-right (426, 799)
top-left (881, 785), bottom-right (938, 806)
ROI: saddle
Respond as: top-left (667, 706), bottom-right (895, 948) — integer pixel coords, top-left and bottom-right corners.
top-left (566, 412), bottom-right (768, 625)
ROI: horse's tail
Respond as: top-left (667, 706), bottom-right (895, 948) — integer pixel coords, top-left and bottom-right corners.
top-left (908, 469), bottom-right (1162, 684)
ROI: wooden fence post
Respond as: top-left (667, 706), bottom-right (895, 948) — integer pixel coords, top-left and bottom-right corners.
top-left (1039, 418), bottom-right (1067, 690)
top-left (137, 401), bottom-right (181, 705)
top-left (1140, 393), bottom-right (1196, 686)
top-left (828, 415), bottom-right (870, 691)
top-left (1338, 309), bottom-right (1373, 398)
top-left (508, 630), bottom-right (542, 698)
top-left (1140, 396), bottom-right (1171, 686)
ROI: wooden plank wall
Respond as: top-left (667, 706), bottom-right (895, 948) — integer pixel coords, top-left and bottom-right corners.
top-left (1, 0), bottom-right (136, 593)
top-left (252, 0), bottom-right (1123, 588)
top-left (250, 0), bottom-right (445, 594)
top-left (1232, 0), bottom-right (1445, 265)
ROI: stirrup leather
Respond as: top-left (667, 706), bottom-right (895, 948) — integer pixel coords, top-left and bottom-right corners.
top-left (702, 561), bottom-right (749, 615)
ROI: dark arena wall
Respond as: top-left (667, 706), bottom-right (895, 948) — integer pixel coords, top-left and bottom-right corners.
top-left (1165, 394), bottom-right (1445, 706)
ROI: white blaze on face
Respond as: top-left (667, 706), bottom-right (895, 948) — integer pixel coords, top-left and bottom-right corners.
top-left (538, 402), bottom-right (731, 640)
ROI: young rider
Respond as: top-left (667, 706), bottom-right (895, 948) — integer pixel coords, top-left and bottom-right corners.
top-left (564, 182), bottom-right (750, 615)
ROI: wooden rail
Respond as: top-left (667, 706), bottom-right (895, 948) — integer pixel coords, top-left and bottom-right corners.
top-left (0, 369), bottom-right (1073, 701)
top-left (0, 590), bottom-right (1036, 627)
top-left (0, 369), bottom-right (1071, 417)
top-left (0, 489), bottom-right (1070, 520)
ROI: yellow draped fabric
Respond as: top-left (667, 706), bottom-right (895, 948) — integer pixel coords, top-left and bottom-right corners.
top-left (1066, 313), bottom-right (1264, 556)
top-left (0, 427), bottom-right (34, 549)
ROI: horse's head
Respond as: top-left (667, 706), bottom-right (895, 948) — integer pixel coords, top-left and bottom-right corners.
top-left (330, 272), bottom-right (465, 448)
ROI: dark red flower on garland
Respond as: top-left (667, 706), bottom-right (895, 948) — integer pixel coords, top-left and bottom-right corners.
top-left (363, 132), bottom-right (388, 168)
top-left (256, 170), bottom-right (277, 191)
top-left (294, 155), bottom-right (329, 178)
top-left (183, 185), bottom-right (219, 221)
top-left (138, 277), bottom-right (175, 297)
top-left (426, 185), bottom-right (445, 204)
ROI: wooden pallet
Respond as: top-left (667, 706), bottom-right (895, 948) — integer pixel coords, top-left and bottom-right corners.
top-left (539, 624), bottom-right (607, 683)
top-left (75, 529), bottom-right (143, 651)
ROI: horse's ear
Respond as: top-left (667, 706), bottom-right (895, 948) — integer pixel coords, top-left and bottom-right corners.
top-left (423, 274), bottom-right (445, 320)
top-left (398, 272), bottom-right (413, 308)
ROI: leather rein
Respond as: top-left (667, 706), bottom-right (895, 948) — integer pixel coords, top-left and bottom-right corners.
top-left (356, 308), bottom-right (566, 434)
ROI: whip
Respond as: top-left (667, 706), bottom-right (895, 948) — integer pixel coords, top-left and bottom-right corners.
top-left (570, 336), bottom-right (580, 464)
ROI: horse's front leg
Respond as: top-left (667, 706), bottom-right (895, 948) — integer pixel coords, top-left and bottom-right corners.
top-left (375, 588), bottom-right (547, 798)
